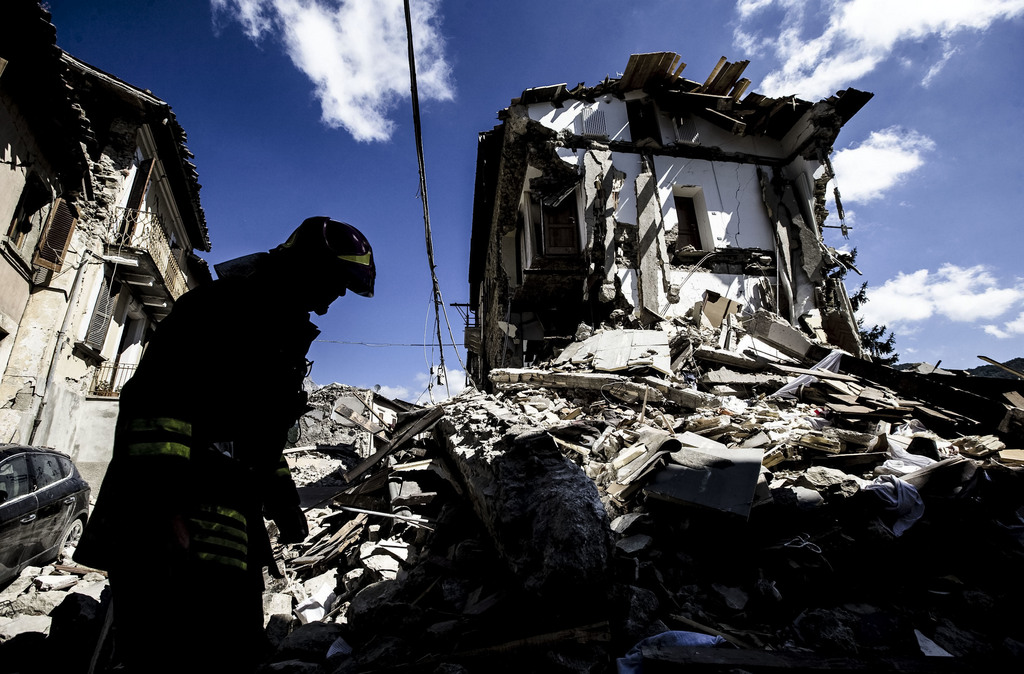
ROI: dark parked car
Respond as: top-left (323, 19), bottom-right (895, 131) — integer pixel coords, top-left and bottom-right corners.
top-left (0, 444), bottom-right (91, 586)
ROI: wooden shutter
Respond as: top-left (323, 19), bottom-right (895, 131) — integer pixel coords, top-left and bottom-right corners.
top-left (543, 195), bottom-right (580, 255)
top-left (33, 198), bottom-right (77, 272)
top-left (86, 274), bottom-right (116, 350)
top-left (118, 157), bottom-right (156, 242)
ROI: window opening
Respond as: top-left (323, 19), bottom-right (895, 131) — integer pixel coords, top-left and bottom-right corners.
top-left (533, 186), bottom-right (579, 256)
top-left (674, 194), bottom-right (703, 251)
top-left (7, 174), bottom-right (50, 249)
top-left (627, 99), bottom-right (660, 146)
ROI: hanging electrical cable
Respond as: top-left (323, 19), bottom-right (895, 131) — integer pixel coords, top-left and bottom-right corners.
top-left (403, 0), bottom-right (474, 401)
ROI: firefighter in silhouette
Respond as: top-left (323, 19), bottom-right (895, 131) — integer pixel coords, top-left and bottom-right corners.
top-left (78, 217), bottom-right (375, 673)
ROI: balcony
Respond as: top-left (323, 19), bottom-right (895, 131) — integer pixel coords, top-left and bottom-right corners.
top-left (104, 207), bottom-right (188, 304)
top-left (89, 362), bottom-right (137, 397)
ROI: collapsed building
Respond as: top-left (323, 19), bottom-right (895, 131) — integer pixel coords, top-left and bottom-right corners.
top-left (3, 42), bottom-right (1023, 674)
top-left (0, 1), bottom-right (211, 482)
top-left (467, 52), bottom-right (870, 385)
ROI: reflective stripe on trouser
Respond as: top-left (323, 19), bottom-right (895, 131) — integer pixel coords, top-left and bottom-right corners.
top-left (190, 505), bottom-right (248, 571)
top-left (123, 417), bottom-right (192, 460)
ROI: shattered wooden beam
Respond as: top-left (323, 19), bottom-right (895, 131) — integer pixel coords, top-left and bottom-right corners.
top-left (342, 406), bottom-right (445, 484)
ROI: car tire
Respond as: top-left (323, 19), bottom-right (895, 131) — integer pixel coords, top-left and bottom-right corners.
top-left (59, 517), bottom-right (86, 561)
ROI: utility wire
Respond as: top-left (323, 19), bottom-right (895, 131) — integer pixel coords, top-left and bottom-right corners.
top-left (404, 0), bottom-right (448, 401)
top-left (316, 340), bottom-right (463, 347)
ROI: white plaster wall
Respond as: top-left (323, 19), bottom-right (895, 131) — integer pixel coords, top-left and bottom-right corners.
top-left (660, 271), bottom-right (772, 320)
top-left (72, 397), bottom-right (119, 490)
top-left (528, 98), bottom-right (780, 252)
top-left (654, 157), bottom-right (775, 251)
top-left (0, 262), bottom-right (29, 326)
top-left (688, 116), bottom-right (788, 159)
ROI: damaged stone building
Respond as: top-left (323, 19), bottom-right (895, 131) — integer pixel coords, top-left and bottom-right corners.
top-left (468, 52), bottom-right (871, 383)
top-left (0, 1), bottom-right (210, 478)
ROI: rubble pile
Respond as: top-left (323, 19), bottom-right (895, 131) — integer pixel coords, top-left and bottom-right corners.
top-left (257, 310), bottom-right (1024, 672)
top-left (1, 312), bottom-right (1022, 673)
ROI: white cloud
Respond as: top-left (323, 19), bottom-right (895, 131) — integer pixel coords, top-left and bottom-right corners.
top-left (412, 367), bottom-right (467, 404)
top-left (733, 0), bottom-right (1024, 98)
top-left (377, 367), bottom-right (467, 405)
top-left (830, 127), bottom-right (935, 203)
top-left (984, 311), bottom-right (1024, 338)
top-left (861, 264), bottom-right (1024, 329)
top-left (921, 43), bottom-right (961, 87)
top-left (211, 0), bottom-right (454, 142)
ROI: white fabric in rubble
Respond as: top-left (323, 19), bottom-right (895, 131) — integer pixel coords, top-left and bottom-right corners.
top-left (617, 631), bottom-right (726, 674)
top-left (770, 349), bottom-right (844, 399)
top-left (294, 582), bottom-right (337, 624)
top-left (864, 475), bottom-right (924, 536)
top-left (877, 427), bottom-right (938, 477)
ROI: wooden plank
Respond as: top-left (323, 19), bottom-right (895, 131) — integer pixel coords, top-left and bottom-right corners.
top-left (977, 355), bottom-right (1024, 380)
top-left (701, 56), bottom-right (728, 90)
top-left (1004, 390), bottom-right (1024, 409)
top-left (334, 402), bottom-right (385, 435)
top-left (342, 406), bottom-right (445, 484)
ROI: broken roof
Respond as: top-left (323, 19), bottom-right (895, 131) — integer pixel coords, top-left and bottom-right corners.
top-left (512, 51), bottom-right (872, 149)
top-left (60, 52), bottom-right (211, 253)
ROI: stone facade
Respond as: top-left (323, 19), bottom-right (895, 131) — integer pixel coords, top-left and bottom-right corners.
top-left (0, 2), bottom-right (211, 478)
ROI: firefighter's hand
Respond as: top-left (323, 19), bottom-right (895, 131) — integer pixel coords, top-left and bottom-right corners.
top-left (274, 506), bottom-right (309, 544)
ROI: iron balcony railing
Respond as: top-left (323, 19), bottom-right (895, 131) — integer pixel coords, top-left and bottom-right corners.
top-left (105, 207), bottom-right (188, 300)
top-left (90, 362), bottom-right (137, 397)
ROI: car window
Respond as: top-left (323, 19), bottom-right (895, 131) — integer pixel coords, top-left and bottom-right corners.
top-left (0, 455), bottom-right (32, 502)
top-left (30, 453), bottom-right (64, 490)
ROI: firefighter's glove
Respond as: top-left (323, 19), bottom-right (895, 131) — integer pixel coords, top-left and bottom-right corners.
top-left (274, 505), bottom-right (309, 545)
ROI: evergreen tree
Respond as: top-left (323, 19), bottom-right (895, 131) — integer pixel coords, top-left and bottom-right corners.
top-left (831, 249), bottom-right (899, 366)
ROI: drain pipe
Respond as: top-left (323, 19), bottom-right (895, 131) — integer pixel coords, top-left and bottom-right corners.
top-left (29, 249), bottom-right (100, 446)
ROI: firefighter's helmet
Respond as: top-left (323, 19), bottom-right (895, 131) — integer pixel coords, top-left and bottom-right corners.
top-left (275, 217), bottom-right (375, 297)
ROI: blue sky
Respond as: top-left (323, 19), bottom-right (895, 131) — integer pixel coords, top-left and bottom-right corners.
top-left (43, 0), bottom-right (1024, 398)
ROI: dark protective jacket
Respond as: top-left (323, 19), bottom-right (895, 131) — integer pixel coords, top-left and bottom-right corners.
top-left (77, 264), bottom-right (317, 577)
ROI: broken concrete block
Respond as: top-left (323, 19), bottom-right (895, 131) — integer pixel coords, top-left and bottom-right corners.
top-left (616, 534), bottom-right (653, 555)
top-left (796, 466), bottom-right (866, 498)
top-left (33, 575), bottom-right (78, 592)
top-left (748, 311), bottom-right (822, 363)
top-left (359, 538), bottom-right (409, 581)
top-left (701, 291), bottom-right (742, 329)
top-left (712, 583), bottom-right (749, 610)
top-left (641, 376), bottom-right (719, 410)
top-left (263, 593), bottom-right (293, 626)
top-left (0, 615), bottom-right (51, 641)
top-left (644, 446), bottom-right (764, 517)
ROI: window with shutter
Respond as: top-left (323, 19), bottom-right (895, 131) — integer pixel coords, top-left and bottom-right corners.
top-left (118, 157), bottom-right (156, 244)
top-left (85, 273), bottom-right (117, 351)
top-left (7, 174), bottom-right (50, 249)
top-left (33, 198), bottom-right (77, 272)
